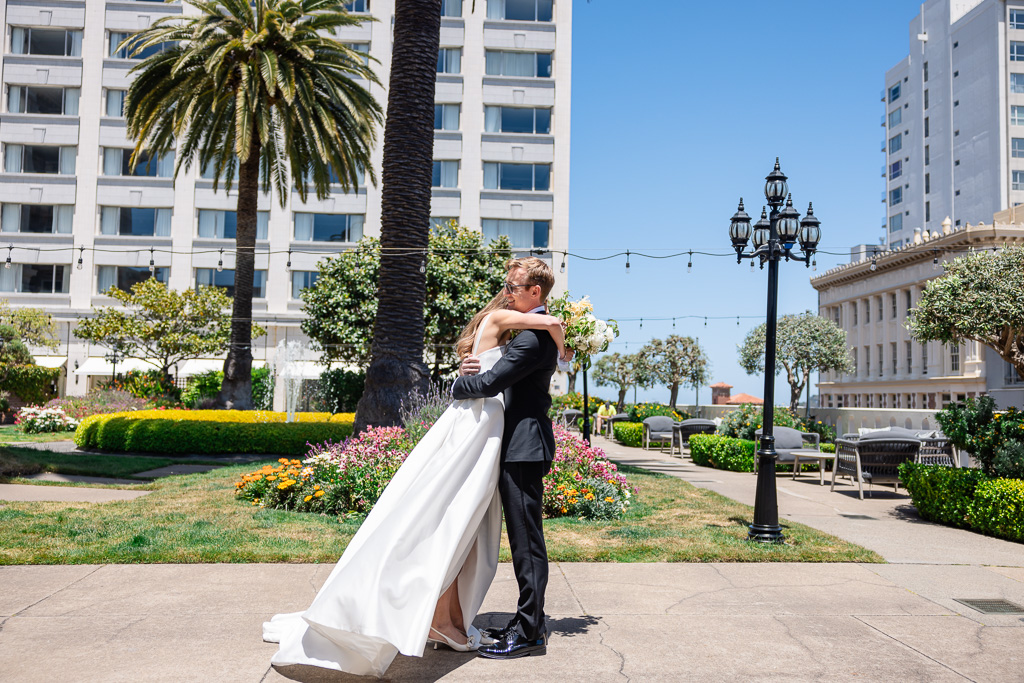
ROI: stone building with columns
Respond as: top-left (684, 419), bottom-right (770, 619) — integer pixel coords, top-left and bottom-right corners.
top-left (812, 217), bottom-right (1024, 412)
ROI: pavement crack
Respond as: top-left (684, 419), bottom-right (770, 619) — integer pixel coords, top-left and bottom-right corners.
top-left (12, 564), bottom-right (105, 619)
top-left (852, 615), bottom-right (976, 681)
top-left (595, 618), bottom-right (629, 681)
top-left (556, 562), bottom-right (588, 615)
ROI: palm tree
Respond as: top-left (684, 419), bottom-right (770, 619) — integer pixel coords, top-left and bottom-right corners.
top-left (353, 0), bottom-right (441, 432)
top-left (122, 0), bottom-right (382, 408)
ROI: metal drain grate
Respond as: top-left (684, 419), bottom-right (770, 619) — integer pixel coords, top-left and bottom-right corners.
top-left (839, 514), bottom-right (876, 520)
top-left (954, 598), bottom-right (1024, 614)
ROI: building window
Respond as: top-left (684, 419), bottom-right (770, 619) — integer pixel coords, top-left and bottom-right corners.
top-left (923, 61), bottom-right (929, 81)
top-left (1014, 106), bottom-right (1024, 126)
top-left (10, 27), bottom-right (82, 57)
top-left (925, 173), bottom-right (930, 194)
top-left (431, 160), bottom-right (459, 188)
top-left (877, 297), bottom-right (884, 321)
top-left (852, 301), bottom-right (858, 326)
top-left (1014, 171), bottom-right (1024, 191)
top-left (891, 292), bottom-right (897, 318)
top-left (483, 162), bottom-right (550, 191)
top-left (4, 144), bottom-right (76, 175)
top-left (483, 106), bottom-right (552, 134)
top-left (1012, 42), bottom-right (1024, 61)
top-left (343, 42), bottom-right (370, 66)
top-left (891, 342), bottom-right (898, 374)
top-left (1012, 9), bottom-right (1024, 28)
top-left (888, 83), bottom-right (901, 103)
top-left (7, 86), bottom-right (79, 116)
top-left (293, 213), bottom-right (364, 242)
top-left (889, 187), bottom-right (903, 205)
top-left (441, 0), bottom-right (462, 16)
top-left (291, 271), bottom-right (318, 299)
top-left (100, 207), bottom-right (172, 237)
top-left (888, 108), bottom-right (901, 127)
top-left (434, 104), bottom-right (460, 131)
top-left (864, 300), bottom-right (870, 324)
top-left (484, 50), bottom-right (552, 78)
top-left (436, 47), bottom-right (462, 74)
top-left (487, 0), bottom-right (553, 21)
top-left (906, 341), bottom-right (913, 374)
top-left (105, 89), bottom-right (126, 117)
top-left (922, 343), bottom-right (929, 375)
top-left (905, 289), bottom-right (912, 313)
top-left (109, 32), bottom-right (175, 59)
top-left (1, 204), bottom-right (73, 234)
top-left (864, 346), bottom-right (871, 377)
top-left (0, 263), bottom-right (69, 294)
top-left (482, 219), bottom-right (549, 250)
top-left (343, 0), bottom-right (368, 11)
top-left (950, 344), bottom-right (960, 372)
top-left (97, 266), bottom-right (168, 294)
top-left (924, 89), bottom-right (929, 109)
top-left (197, 210), bottom-right (269, 240)
top-left (889, 134), bottom-right (902, 154)
top-left (877, 345), bottom-right (884, 377)
top-left (926, 201), bottom-right (931, 221)
top-left (852, 348), bottom-right (858, 376)
top-left (890, 160), bottom-right (902, 180)
top-left (1014, 74), bottom-right (1024, 93)
top-left (430, 216), bottom-right (457, 231)
top-left (1014, 139), bottom-right (1024, 158)
top-left (197, 268), bottom-right (266, 298)
top-left (889, 213), bottom-right (903, 233)
top-left (924, 117), bottom-right (929, 138)
top-left (925, 145), bottom-right (930, 165)
top-left (891, 239), bottom-right (903, 249)
top-left (102, 148), bottom-right (174, 177)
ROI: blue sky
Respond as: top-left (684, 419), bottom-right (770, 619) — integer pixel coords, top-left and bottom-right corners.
top-left (568, 0), bottom-right (924, 406)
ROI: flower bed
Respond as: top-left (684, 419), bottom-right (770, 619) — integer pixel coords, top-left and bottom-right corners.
top-left (45, 389), bottom-right (153, 421)
top-left (75, 410), bottom-right (355, 455)
top-left (900, 463), bottom-right (1024, 543)
top-left (15, 406), bottom-right (78, 433)
top-left (628, 402), bottom-right (688, 423)
top-left (235, 424), bottom-right (636, 521)
top-left (613, 421), bottom-right (643, 448)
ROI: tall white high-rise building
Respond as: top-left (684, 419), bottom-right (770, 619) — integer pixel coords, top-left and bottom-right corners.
top-left (882, 0), bottom-right (1024, 249)
top-left (0, 0), bottom-right (571, 396)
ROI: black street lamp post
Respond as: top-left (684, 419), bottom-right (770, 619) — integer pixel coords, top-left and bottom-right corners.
top-left (728, 159), bottom-right (821, 543)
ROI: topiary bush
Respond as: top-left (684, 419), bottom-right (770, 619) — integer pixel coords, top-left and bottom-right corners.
top-left (689, 434), bottom-right (756, 472)
top-left (613, 421), bottom-right (644, 448)
top-left (75, 410), bottom-right (355, 455)
top-left (968, 478), bottom-right (1024, 542)
top-left (627, 402), bottom-right (688, 423)
top-left (899, 463), bottom-right (989, 529)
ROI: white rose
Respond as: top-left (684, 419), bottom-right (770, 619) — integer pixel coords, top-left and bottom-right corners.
top-left (588, 333), bottom-right (606, 352)
top-left (604, 327), bottom-right (615, 343)
top-left (594, 320), bottom-right (608, 335)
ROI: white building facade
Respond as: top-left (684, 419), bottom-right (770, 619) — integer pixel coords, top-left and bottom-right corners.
top-left (882, 0), bottom-right (1024, 250)
top-left (0, 0), bottom-right (571, 396)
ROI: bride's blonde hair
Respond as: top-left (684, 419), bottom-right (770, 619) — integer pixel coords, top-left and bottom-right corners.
top-left (456, 293), bottom-right (508, 360)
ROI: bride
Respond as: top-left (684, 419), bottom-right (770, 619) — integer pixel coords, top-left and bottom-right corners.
top-left (263, 293), bottom-right (569, 677)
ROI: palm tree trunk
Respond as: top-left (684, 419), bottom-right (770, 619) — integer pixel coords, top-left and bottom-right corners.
top-left (353, 0), bottom-right (441, 432)
top-left (218, 134), bottom-right (260, 409)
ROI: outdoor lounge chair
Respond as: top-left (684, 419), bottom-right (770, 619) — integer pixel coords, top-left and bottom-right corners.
top-left (671, 418), bottom-right (718, 455)
top-left (843, 428), bottom-right (958, 468)
top-left (752, 426), bottom-right (821, 467)
top-left (605, 412), bottom-right (630, 437)
top-left (561, 409), bottom-right (583, 429)
top-left (831, 435), bottom-right (921, 499)
top-left (643, 416), bottom-right (675, 451)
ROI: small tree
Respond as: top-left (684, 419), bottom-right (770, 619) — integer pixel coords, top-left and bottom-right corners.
top-left (0, 299), bottom-right (58, 351)
top-left (301, 222), bottom-right (511, 379)
top-left (908, 245), bottom-right (1024, 379)
top-left (74, 279), bottom-right (263, 389)
top-left (593, 352), bottom-right (651, 411)
top-left (738, 311), bottom-right (853, 412)
top-left (640, 336), bottom-right (709, 409)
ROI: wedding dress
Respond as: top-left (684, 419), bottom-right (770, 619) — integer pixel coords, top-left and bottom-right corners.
top-left (263, 332), bottom-right (505, 677)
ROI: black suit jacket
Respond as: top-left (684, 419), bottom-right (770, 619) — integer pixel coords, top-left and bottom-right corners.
top-left (451, 328), bottom-right (557, 467)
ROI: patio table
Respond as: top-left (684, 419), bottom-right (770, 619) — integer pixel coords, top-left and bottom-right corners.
top-left (790, 449), bottom-right (836, 485)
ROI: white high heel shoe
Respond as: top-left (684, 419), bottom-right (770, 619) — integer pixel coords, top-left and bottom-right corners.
top-left (428, 626), bottom-right (478, 652)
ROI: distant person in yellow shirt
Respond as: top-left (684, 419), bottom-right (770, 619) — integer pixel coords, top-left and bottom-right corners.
top-left (595, 401), bottom-right (616, 434)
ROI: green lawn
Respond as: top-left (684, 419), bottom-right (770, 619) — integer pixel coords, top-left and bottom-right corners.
top-left (0, 425), bottom-right (75, 444)
top-left (0, 462), bottom-right (882, 565)
top-left (0, 447), bottom-right (225, 480)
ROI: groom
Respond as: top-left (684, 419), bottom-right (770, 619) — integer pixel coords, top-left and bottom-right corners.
top-left (453, 256), bottom-right (558, 659)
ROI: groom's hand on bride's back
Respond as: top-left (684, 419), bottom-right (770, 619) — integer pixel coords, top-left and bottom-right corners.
top-left (459, 355), bottom-right (481, 376)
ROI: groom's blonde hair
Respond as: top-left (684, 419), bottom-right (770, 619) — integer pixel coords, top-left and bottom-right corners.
top-left (507, 256), bottom-right (554, 301)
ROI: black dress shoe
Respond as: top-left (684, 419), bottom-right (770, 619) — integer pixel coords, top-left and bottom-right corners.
top-left (477, 630), bottom-right (547, 659)
top-left (481, 621), bottom-right (517, 641)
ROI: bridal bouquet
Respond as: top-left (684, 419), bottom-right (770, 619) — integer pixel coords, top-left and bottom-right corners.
top-left (547, 292), bottom-right (618, 368)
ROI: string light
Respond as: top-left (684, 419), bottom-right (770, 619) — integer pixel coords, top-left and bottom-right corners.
top-left (736, 316), bottom-right (740, 326)
top-left (148, 247), bottom-right (155, 273)
top-left (625, 249), bottom-right (630, 275)
top-left (77, 245), bottom-right (84, 271)
top-left (933, 251), bottom-right (940, 269)
top-left (671, 318), bottom-right (675, 328)
top-left (639, 318), bottom-right (643, 329)
top-left (812, 258), bottom-right (817, 272)
top-left (217, 248), bottom-right (224, 272)
top-left (870, 256), bottom-right (877, 271)
top-left (687, 250), bottom-right (692, 273)
top-left (559, 253), bottom-right (566, 273)
top-left (704, 317), bottom-right (707, 326)
top-left (419, 258), bottom-right (426, 274)
top-left (285, 249), bottom-right (291, 271)
top-left (750, 259), bottom-right (755, 272)
top-left (4, 245), bottom-right (10, 270)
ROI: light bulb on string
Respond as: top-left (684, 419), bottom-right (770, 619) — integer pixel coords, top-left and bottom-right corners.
top-left (4, 245), bottom-right (11, 270)
top-left (812, 258), bottom-right (817, 272)
top-left (217, 248), bottom-right (224, 272)
top-left (749, 259), bottom-right (755, 272)
top-left (704, 317), bottom-right (707, 327)
top-left (870, 257), bottom-right (877, 272)
top-left (639, 318), bottom-right (643, 329)
top-left (148, 248), bottom-right (155, 273)
top-left (672, 318), bottom-right (675, 329)
top-left (933, 252), bottom-right (940, 270)
top-left (687, 251), bottom-right (692, 273)
top-left (625, 250), bottom-right (631, 275)
top-left (419, 258), bottom-right (426, 274)
top-left (736, 316), bottom-right (740, 326)
top-left (285, 249), bottom-right (291, 271)
top-left (559, 253), bottom-right (566, 273)
top-left (76, 245), bottom-right (84, 271)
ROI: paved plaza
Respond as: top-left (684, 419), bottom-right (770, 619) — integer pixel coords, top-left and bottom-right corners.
top-left (1, 438), bottom-right (1022, 681)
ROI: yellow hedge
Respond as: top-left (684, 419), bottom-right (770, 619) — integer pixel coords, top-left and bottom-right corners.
top-left (75, 410), bottom-right (355, 456)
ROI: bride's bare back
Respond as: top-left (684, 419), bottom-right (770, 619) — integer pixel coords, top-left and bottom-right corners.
top-left (474, 309), bottom-right (568, 360)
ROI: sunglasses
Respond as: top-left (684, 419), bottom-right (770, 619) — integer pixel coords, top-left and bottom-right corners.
top-left (503, 281), bottom-right (532, 294)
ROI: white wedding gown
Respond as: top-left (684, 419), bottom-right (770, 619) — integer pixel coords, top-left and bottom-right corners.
top-left (263, 342), bottom-right (506, 677)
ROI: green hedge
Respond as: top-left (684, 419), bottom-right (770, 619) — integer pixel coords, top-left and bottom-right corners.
top-left (900, 463), bottom-right (1023, 542)
top-left (689, 434), bottom-right (821, 473)
top-left (75, 411), bottom-right (354, 456)
top-left (613, 422), bottom-right (644, 448)
top-left (0, 364), bottom-right (60, 404)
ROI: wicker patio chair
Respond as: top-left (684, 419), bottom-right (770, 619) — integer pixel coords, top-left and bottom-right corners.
top-left (831, 436), bottom-right (921, 499)
top-left (752, 426), bottom-right (821, 467)
top-left (560, 409), bottom-right (583, 430)
top-left (916, 436), bottom-right (959, 468)
top-left (605, 412), bottom-right (630, 437)
top-left (671, 418), bottom-right (718, 455)
top-left (643, 416), bottom-right (675, 451)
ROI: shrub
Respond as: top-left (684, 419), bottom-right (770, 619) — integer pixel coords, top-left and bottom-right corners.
top-left (628, 402), bottom-right (688, 423)
top-left (0, 364), bottom-right (60, 405)
top-left (968, 478), bottom-right (1024, 542)
top-left (75, 410), bottom-right (355, 455)
top-left (718, 403), bottom-right (806, 441)
top-left (103, 369), bottom-right (179, 401)
top-left (543, 426), bottom-right (634, 519)
top-left (314, 368), bottom-right (365, 414)
top-left (935, 398), bottom-right (1024, 476)
top-left (45, 389), bottom-right (152, 420)
top-left (689, 434), bottom-right (756, 472)
top-left (180, 368), bottom-right (275, 410)
top-left (613, 422), bottom-right (644, 448)
top-left (899, 463), bottom-right (988, 528)
top-left (801, 419), bottom-right (837, 444)
top-left (993, 439), bottom-right (1024, 480)
top-left (15, 406), bottom-right (78, 433)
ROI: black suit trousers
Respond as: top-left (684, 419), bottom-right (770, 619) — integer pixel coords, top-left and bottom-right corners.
top-left (498, 461), bottom-right (548, 640)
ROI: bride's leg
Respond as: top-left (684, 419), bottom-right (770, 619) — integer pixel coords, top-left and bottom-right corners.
top-left (430, 581), bottom-right (467, 641)
top-left (448, 577), bottom-right (466, 634)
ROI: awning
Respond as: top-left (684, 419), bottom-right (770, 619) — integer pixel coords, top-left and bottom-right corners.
top-left (74, 357), bottom-right (163, 376)
top-left (33, 356), bottom-right (67, 369)
top-left (178, 359), bottom-right (267, 377)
